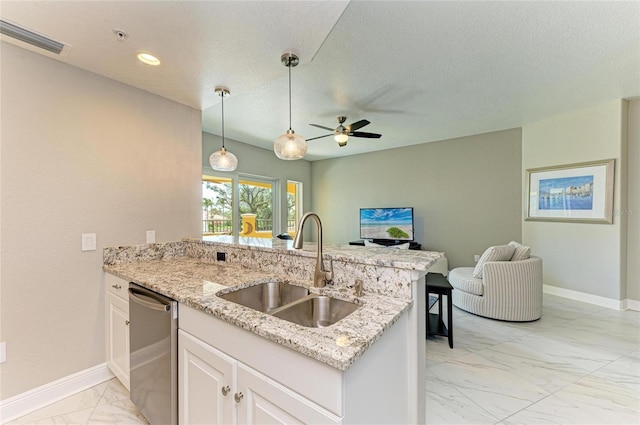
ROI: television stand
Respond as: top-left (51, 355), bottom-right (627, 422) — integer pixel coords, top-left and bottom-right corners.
top-left (349, 240), bottom-right (422, 250)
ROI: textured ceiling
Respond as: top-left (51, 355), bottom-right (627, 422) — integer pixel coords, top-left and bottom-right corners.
top-left (2, 1), bottom-right (639, 161)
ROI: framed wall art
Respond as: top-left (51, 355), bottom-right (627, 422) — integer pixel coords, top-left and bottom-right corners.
top-left (526, 159), bottom-right (615, 223)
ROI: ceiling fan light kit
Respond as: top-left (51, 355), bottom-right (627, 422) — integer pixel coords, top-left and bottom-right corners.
top-left (334, 131), bottom-right (349, 147)
top-left (209, 86), bottom-right (238, 172)
top-left (274, 53), bottom-right (307, 160)
top-left (308, 115), bottom-right (382, 147)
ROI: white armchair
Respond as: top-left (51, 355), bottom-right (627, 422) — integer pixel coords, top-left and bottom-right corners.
top-left (448, 256), bottom-right (543, 321)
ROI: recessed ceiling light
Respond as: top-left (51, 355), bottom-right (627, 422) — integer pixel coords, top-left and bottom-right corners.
top-left (137, 52), bottom-right (160, 66)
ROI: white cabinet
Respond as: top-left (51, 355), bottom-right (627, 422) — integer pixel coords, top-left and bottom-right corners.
top-left (179, 330), bottom-right (235, 425)
top-left (179, 329), bottom-right (340, 425)
top-left (236, 362), bottom-right (340, 425)
top-left (105, 274), bottom-right (130, 390)
top-left (179, 304), bottom-right (410, 425)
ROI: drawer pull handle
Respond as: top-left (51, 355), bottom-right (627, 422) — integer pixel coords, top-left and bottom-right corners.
top-left (112, 284), bottom-right (122, 290)
top-left (234, 392), bottom-right (244, 403)
top-left (125, 320), bottom-right (130, 326)
top-left (221, 386), bottom-right (230, 396)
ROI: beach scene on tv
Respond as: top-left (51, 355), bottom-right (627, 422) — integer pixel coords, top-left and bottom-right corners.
top-left (360, 208), bottom-right (413, 240)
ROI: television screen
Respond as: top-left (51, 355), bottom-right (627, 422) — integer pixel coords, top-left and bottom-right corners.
top-left (360, 207), bottom-right (414, 241)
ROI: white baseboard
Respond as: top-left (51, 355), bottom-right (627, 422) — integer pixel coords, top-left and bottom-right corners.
top-left (624, 298), bottom-right (640, 312)
top-left (0, 363), bottom-right (114, 424)
top-left (542, 284), bottom-right (640, 311)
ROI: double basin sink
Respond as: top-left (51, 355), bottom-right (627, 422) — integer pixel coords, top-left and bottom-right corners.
top-left (219, 281), bottom-right (359, 328)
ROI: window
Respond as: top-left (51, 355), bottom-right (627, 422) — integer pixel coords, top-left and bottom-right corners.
top-left (202, 174), bottom-right (280, 239)
top-left (238, 177), bottom-right (274, 237)
top-left (202, 176), bottom-right (233, 236)
top-left (287, 180), bottom-right (303, 236)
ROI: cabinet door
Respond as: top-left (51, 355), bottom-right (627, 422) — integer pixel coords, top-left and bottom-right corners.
top-left (236, 363), bottom-right (341, 425)
top-left (179, 330), bottom-right (235, 425)
top-left (106, 291), bottom-right (130, 390)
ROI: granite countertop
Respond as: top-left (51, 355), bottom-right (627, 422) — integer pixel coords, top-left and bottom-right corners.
top-left (200, 236), bottom-right (443, 272)
top-left (104, 257), bottom-right (411, 371)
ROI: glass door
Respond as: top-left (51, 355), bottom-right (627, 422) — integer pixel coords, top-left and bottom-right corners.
top-left (202, 174), bottom-right (279, 240)
top-left (202, 176), bottom-right (234, 237)
top-left (287, 180), bottom-right (303, 237)
top-left (238, 177), bottom-right (275, 238)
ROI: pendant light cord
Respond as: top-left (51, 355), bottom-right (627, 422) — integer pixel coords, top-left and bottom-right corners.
top-left (288, 55), bottom-right (292, 131)
top-left (221, 91), bottom-right (226, 149)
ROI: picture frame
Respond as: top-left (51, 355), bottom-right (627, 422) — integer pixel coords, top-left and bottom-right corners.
top-left (526, 159), bottom-right (615, 223)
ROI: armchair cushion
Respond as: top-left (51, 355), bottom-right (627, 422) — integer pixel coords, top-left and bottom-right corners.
top-left (472, 244), bottom-right (515, 278)
top-left (509, 241), bottom-right (531, 261)
top-left (448, 267), bottom-right (483, 296)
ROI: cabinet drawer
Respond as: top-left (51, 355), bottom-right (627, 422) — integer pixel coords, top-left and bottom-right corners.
top-left (105, 273), bottom-right (129, 300)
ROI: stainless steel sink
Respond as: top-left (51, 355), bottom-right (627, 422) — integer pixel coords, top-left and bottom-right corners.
top-left (219, 282), bottom-right (360, 327)
top-left (272, 295), bottom-right (359, 328)
top-left (219, 281), bottom-right (309, 313)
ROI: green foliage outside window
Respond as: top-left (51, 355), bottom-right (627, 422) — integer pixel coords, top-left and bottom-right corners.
top-left (202, 180), bottom-right (274, 234)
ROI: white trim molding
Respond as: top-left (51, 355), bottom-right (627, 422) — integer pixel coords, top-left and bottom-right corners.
top-left (624, 298), bottom-right (640, 312)
top-left (543, 284), bottom-right (637, 310)
top-left (0, 363), bottom-right (114, 424)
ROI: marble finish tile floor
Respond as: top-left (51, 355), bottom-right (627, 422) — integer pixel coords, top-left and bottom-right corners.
top-left (10, 294), bottom-right (639, 424)
top-left (7, 379), bottom-right (148, 425)
top-left (427, 294), bottom-right (640, 424)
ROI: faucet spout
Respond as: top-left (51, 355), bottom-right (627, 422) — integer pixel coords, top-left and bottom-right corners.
top-left (293, 212), bottom-right (333, 287)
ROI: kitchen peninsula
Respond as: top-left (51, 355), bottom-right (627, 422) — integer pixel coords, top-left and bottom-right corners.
top-left (103, 238), bottom-right (445, 424)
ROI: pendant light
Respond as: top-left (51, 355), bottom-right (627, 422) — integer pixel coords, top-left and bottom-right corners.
top-left (274, 53), bottom-right (307, 160)
top-left (209, 87), bottom-right (238, 171)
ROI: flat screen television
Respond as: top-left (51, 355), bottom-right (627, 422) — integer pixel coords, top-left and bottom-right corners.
top-left (359, 207), bottom-right (414, 242)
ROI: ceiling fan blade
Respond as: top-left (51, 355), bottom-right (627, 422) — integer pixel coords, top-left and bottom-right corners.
top-left (309, 123), bottom-right (335, 131)
top-left (306, 134), bottom-right (333, 141)
top-left (349, 131), bottom-right (381, 139)
top-left (346, 119), bottom-right (370, 132)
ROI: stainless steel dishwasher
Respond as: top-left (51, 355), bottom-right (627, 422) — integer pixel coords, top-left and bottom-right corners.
top-left (128, 283), bottom-right (178, 425)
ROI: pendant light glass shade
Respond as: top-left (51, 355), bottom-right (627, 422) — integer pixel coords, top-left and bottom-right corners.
top-left (274, 129), bottom-right (307, 160)
top-left (209, 87), bottom-right (238, 172)
top-left (274, 53), bottom-right (307, 160)
top-left (209, 147), bottom-right (238, 171)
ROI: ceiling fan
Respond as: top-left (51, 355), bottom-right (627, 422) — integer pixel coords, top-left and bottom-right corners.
top-left (307, 116), bottom-right (382, 147)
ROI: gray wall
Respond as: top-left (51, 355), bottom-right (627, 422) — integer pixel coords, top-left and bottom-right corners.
top-left (310, 128), bottom-right (523, 268)
top-left (0, 43), bottom-right (202, 399)
top-left (202, 133), bottom-right (312, 237)
top-left (522, 100), bottom-right (629, 301)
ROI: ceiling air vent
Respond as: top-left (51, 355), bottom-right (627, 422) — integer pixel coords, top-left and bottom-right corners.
top-left (0, 19), bottom-right (65, 54)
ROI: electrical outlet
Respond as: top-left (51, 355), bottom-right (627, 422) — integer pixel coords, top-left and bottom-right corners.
top-left (81, 233), bottom-right (96, 251)
top-left (474, 254), bottom-right (480, 262)
top-left (1, 341), bottom-right (6, 364)
top-left (216, 252), bottom-right (226, 261)
top-left (146, 230), bottom-right (156, 244)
